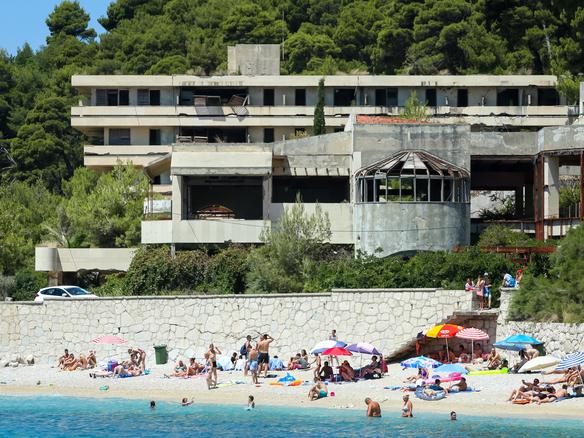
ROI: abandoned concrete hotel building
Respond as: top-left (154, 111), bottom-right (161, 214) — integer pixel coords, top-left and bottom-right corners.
top-left (36, 44), bottom-right (584, 278)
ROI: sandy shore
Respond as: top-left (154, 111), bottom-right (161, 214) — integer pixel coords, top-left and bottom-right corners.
top-left (1, 363), bottom-right (583, 420)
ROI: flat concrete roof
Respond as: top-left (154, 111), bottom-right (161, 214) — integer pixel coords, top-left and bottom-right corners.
top-left (72, 74), bottom-right (559, 88)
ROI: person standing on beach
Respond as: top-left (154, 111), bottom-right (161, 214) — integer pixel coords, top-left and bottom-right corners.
top-left (207, 343), bottom-right (221, 389)
top-left (257, 334), bottom-right (274, 378)
top-left (242, 335), bottom-right (253, 376)
top-left (312, 354), bottom-right (322, 379)
top-left (365, 398), bottom-right (381, 417)
top-left (248, 345), bottom-right (259, 384)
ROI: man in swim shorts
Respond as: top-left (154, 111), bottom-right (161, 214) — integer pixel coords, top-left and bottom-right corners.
top-left (365, 398), bottom-right (381, 417)
top-left (257, 334), bottom-right (274, 378)
top-left (248, 346), bottom-right (259, 384)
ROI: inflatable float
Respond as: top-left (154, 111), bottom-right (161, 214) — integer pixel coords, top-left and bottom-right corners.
top-left (424, 373), bottom-right (461, 384)
top-left (415, 389), bottom-right (446, 401)
top-left (468, 368), bottom-right (508, 376)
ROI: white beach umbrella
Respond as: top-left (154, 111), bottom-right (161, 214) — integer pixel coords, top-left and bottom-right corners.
top-left (518, 355), bottom-right (560, 373)
top-left (309, 340), bottom-right (347, 355)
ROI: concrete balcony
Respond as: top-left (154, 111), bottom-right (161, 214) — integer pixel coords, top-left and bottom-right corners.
top-left (270, 203), bottom-right (353, 244)
top-left (84, 145), bottom-right (171, 168)
top-left (141, 219), bottom-right (270, 244)
top-left (141, 203), bottom-right (353, 245)
top-left (35, 247), bottom-right (136, 272)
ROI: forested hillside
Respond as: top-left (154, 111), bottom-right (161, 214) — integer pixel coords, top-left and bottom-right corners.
top-left (1, 0), bottom-right (584, 293)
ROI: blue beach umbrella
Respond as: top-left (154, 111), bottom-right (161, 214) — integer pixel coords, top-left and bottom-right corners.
top-left (433, 363), bottom-right (468, 375)
top-left (493, 341), bottom-right (528, 351)
top-left (309, 340), bottom-right (347, 355)
top-left (501, 334), bottom-right (542, 345)
top-left (555, 352), bottom-right (584, 371)
top-left (401, 356), bottom-right (441, 369)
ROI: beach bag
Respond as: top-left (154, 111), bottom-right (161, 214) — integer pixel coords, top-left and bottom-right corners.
top-left (107, 360), bottom-right (118, 372)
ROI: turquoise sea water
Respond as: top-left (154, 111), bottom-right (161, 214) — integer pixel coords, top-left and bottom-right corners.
top-left (0, 396), bottom-right (582, 438)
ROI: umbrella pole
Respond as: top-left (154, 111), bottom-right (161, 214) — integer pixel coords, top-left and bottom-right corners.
top-left (446, 338), bottom-right (449, 363)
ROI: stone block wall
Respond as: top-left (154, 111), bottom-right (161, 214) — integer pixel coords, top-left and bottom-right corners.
top-left (0, 288), bottom-right (471, 366)
top-left (497, 287), bottom-right (584, 355)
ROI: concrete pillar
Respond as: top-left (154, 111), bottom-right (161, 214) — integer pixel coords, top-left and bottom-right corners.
top-left (524, 184), bottom-right (534, 218)
top-left (262, 175), bottom-right (272, 220)
top-left (543, 156), bottom-right (560, 220)
top-left (172, 175), bottom-right (184, 220)
top-left (515, 186), bottom-right (524, 217)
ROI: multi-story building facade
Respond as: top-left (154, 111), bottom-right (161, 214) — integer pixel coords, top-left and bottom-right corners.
top-left (35, 45), bottom-right (584, 280)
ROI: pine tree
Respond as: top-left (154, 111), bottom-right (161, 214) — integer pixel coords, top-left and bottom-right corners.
top-left (313, 78), bottom-right (326, 135)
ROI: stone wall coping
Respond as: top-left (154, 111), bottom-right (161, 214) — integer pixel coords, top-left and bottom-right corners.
top-left (1, 288), bottom-right (465, 304)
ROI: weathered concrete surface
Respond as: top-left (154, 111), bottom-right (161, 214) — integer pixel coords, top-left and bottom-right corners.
top-left (470, 131), bottom-right (537, 156)
top-left (35, 248), bottom-right (136, 273)
top-left (538, 125), bottom-right (584, 152)
top-left (227, 44), bottom-right (280, 75)
top-left (354, 202), bottom-right (470, 256)
top-left (353, 124), bottom-right (471, 169)
top-left (0, 289), bottom-right (472, 366)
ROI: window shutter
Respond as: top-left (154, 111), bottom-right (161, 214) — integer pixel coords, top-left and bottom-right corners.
top-left (96, 89), bottom-right (106, 106)
top-left (137, 89), bottom-right (149, 106)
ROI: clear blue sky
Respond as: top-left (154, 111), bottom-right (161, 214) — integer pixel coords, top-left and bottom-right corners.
top-left (0, 0), bottom-right (112, 54)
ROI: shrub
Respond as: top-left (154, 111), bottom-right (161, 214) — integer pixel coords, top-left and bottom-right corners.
top-left (9, 269), bottom-right (47, 301)
top-left (207, 246), bottom-right (249, 294)
top-left (172, 250), bottom-right (210, 292)
top-left (124, 246), bottom-right (175, 295)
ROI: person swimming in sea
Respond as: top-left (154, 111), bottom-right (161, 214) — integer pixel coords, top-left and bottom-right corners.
top-left (247, 395), bottom-right (255, 409)
top-left (150, 401), bottom-right (156, 410)
top-left (450, 411), bottom-right (457, 421)
top-left (181, 397), bottom-right (193, 406)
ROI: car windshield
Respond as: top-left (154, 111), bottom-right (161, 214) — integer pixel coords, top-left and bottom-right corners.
top-left (64, 287), bottom-right (91, 296)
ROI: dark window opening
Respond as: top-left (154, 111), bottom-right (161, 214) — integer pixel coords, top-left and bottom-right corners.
top-left (387, 88), bottom-right (398, 106)
top-left (106, 89), bottom-right (118, 106)
top-left (186, 176), bottom-right (263, 220)
top-left (118, 90), bottom-right (129, 106)
top-left (273, 176), bottom-right (350, 203)
top-left (537, 88), bottom-right (560, 105)
top-left (295, 89), bottom-right (306, 106)
top-left (149, 129), bottom-right (161, 146)
top-left (109, 128), bottom-right (131, 145)
top-left (457, 89), bottom-right (468, 107)
top-left (334, 88), bottom-right (355, 106)
top-left (497, 89), bottom-right (519, 106)
top-left (179, 127), bottom-right (247, 143)
top-left (150, 90), bottom-right (160, 106)
top-left (263, 128), bottom-right (274, 143)
top-left (179, 87), bottom-right (247, 106)
top-left (425, 89), bottom-right (437, 107)
top-left (263, 88), bottom-right (275, 106)
top-left (375, 89), bottom-right (386, 106)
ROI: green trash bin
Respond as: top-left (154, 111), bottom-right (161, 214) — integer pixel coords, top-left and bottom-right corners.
top-left (154, 345), bottom-right (168, 365)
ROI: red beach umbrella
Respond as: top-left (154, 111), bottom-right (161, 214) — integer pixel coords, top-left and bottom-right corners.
top-left (424, 324), bottom-right (464, 362)
top-left (321, 347), bottom-right (353, 357)
top-left (91, 335), bottom-right (127, 345)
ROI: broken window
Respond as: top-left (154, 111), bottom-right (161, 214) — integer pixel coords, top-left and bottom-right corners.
top-left (355, 151), bottom-right (470, 204)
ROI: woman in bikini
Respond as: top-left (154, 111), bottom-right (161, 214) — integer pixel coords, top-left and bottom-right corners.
top-left (207, 343), bottom-right (222, 389)
top-left (128, 348), bottom-right (146, 372)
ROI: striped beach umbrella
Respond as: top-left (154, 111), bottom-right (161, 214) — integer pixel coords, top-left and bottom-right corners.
top-left (90, 335), bottom-right (127, 345)
top-left (556, 352), bottom-right (584, 371)
top-left (310, 340), bottom-right (347, 355)
top-left (455, 328), bottom-right (489, 341)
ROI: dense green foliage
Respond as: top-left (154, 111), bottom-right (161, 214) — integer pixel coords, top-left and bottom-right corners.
top-left (510, 225), bottom-right (584, 323)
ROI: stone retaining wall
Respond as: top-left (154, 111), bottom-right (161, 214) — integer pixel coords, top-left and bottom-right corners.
top-left (0, 288), bottom-right (471, 365)
top-left (498, 288), bottom-right (584, 355)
